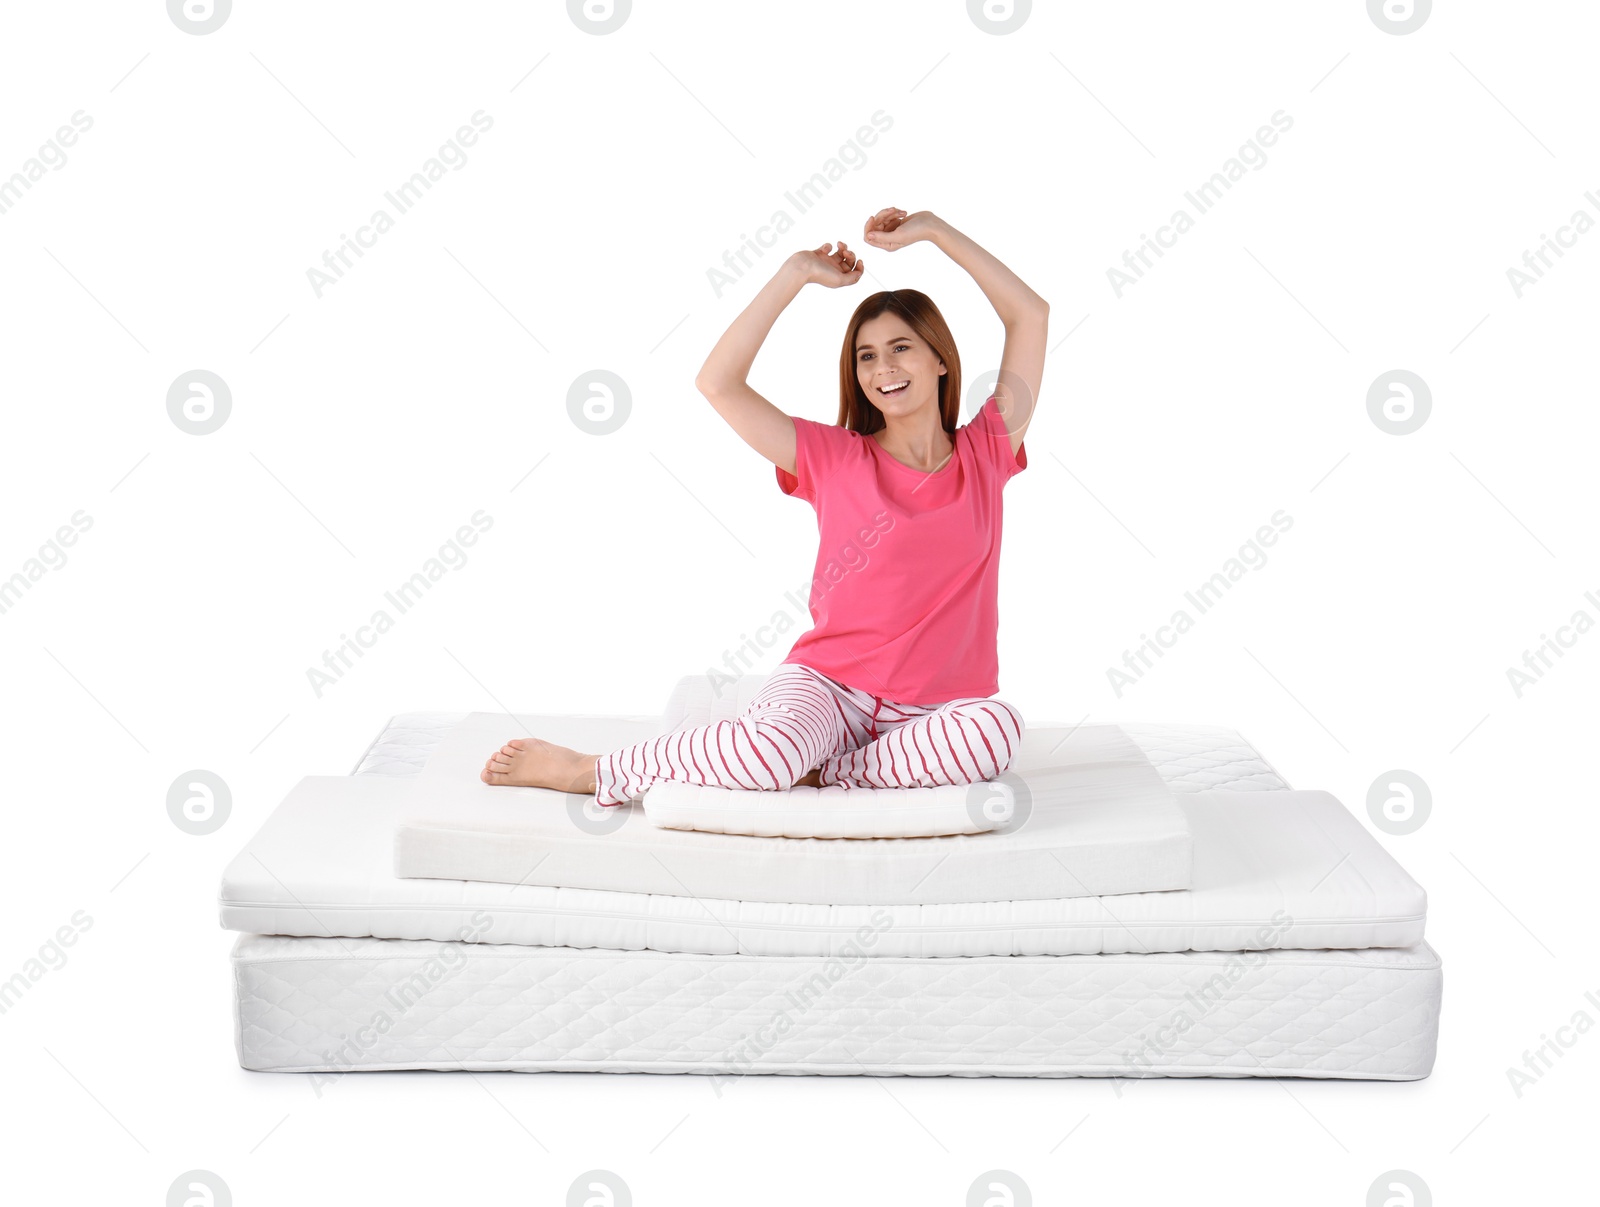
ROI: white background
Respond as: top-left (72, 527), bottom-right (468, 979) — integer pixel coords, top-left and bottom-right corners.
top-left (2, 1), bottom-right (1595, 1202)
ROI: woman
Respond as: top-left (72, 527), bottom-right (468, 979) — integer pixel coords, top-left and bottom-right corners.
top-left (483, 207), bottom-right (1048, 805)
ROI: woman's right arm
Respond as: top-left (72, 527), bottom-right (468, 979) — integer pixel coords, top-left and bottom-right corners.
top-left (695, 244), bottom-right (862, 476)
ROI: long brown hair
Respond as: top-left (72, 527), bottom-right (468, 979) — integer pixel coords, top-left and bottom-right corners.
top-left (836, 289), bottom-right (962, 435)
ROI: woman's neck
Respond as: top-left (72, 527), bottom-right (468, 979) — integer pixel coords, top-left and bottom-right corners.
top-left (872, 408), bottom-right (953, 473)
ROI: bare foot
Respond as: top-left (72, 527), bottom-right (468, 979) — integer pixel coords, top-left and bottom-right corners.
top-left (794, 767), bottom-right (824, 788)
top-left (481, 738), bottom-right (597, 792)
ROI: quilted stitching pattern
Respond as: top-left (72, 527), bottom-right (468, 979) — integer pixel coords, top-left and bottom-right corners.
top-left (1118, 722), bottom-right (1291, 792)
top-left (233, 935), bottom-right (1440, 1078)
top-left (350, 712), bottom-right (468, 775)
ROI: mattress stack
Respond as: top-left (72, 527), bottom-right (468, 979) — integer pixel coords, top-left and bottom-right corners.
top-left (219, 675), bottom-right (1441, 1080)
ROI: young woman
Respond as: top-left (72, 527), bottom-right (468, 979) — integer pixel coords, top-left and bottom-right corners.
top-left (482, 207), bottom-right (1048, 805)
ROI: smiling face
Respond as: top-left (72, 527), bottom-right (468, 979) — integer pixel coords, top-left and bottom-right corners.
top-left (854, 312), bottom-right (947, 421)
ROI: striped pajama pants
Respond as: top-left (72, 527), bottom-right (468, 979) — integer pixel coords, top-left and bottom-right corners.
top-left (592, 663), bottom-right (1026, 807)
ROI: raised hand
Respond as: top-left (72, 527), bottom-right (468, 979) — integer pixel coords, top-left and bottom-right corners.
top-left (862, 207), bottom-right (942, 251)
top-left (792, 241), bottom-right (864, 288)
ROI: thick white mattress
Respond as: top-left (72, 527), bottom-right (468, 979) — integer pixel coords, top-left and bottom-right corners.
top-left (392, 713), bottom-right (1194, 904)
top-left (229, 705), bottom-right (1441, 1082)
top-left (219, 715), bottom-right (1425, 958)
top-left (232, 932), bottom-right (1441, 1079)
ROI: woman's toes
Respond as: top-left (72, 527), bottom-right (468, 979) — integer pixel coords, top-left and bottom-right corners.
top-left (507, 738), bottom-right (528, 751)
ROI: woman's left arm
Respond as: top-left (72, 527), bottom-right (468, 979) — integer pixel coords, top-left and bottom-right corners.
top-left (864, 209), bottom-right (1047, 456)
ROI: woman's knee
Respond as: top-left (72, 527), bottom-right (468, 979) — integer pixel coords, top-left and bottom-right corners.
top-left (744, 671), bottom-right (842, 745)
top-left (982, 697), bottom-right (1025, 736)
top-left (733, 714), bottom-right (818, 790)
top-left (942, 697), bottom-right (1025, 773)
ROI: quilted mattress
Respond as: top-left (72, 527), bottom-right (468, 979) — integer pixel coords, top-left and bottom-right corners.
top-left (233, 934), bottom-right (1440, 1079)
top-left (220, 717), bottom-right (1424, 958)
top-left (226, 699), bottom-right (1442, 1079)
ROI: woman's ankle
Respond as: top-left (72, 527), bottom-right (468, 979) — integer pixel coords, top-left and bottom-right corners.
top-left (572, 753), bottom-right (599, 794)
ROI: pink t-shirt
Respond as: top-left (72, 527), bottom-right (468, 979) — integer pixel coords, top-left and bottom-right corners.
top-left (774, 393), bottom-right (1027, 706)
